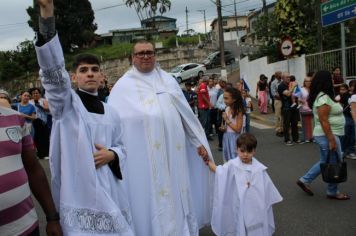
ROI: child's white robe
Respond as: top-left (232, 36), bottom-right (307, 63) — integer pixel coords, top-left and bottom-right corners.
top-left (35, 35), bottom-right (134, 236)
top-left (212, 157), bottom-right (282, 236)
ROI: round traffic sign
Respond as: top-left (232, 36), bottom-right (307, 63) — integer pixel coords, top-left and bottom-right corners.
top-left (280, 38), bottom-right (294, 57)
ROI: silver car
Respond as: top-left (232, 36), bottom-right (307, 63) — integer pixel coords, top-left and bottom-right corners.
top-left (169, 63), bottom-right (206, 83)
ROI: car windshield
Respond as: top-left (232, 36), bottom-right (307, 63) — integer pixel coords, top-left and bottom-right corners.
top-left (207, 52), bottom-right (218, 59)
top-left (171, 65), bottom-right (184, 73)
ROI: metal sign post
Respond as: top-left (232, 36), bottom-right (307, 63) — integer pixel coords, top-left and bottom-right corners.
top-left (321, 0), bottom-right (356, 77)
top-left (280, 38), bottom-right (294, 73)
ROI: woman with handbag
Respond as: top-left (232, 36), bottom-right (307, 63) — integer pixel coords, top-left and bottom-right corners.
top-left (297, 71), bottom-right (350, 200)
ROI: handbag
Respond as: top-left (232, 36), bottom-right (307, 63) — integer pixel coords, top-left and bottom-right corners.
top-left (320, 150), bottom-right (347, 183)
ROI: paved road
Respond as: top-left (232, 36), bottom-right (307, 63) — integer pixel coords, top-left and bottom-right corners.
top-left (34, 119), bottom-right (356, 235)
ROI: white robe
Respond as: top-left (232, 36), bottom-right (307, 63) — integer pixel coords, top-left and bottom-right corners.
top-left (108, 66), bottom-right (214, 236)
top-left (212, 157), bottom-right (282, 236)
top-left (35, 35), bottom-right (134, 236)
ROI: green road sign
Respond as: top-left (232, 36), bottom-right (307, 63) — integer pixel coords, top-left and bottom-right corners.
top-left (321, 0), bottom-right (356, 15)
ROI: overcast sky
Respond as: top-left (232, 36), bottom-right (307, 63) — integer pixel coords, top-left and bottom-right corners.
top-left (0, 0), bottom-right (272, 51)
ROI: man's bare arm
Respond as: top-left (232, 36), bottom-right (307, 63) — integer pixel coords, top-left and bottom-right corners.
top-left (38, 0), bottom-right (54, 18)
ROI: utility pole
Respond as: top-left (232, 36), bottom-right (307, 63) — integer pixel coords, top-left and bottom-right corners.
top-left (262, 0), bottom-right (267, 15)
top-left (197, 10), bottom-right (207, 36)
top-left (216, 0), bottom-right (226, 78)
top-left (234, 0), bottom-right (238, 41)
top-left (185, 6), bottom-right (189, 35)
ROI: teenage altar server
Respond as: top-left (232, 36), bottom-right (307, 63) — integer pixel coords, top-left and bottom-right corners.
top-left (34, 1), bottom-right (134, 235)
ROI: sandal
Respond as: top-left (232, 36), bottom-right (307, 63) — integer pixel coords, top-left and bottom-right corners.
top-left (326, 193), bottom-right (350, 200)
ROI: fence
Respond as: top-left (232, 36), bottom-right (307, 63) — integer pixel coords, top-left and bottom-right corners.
top-left (305, 45), bottom-right (356, 79)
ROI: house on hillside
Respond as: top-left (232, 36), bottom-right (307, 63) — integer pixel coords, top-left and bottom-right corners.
top-left (242, 2), bottom-right (276, 45)
top-left (100, 16), bottom-right (178, 45)
top-left (210, 15), bottom-right (248, 47)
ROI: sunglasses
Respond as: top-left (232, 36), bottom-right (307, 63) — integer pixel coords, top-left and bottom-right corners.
top-left (134, 50), bottom-right (155, 58)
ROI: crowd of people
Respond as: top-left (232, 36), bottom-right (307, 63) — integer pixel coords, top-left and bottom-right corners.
top-left (1, 1), bottom-right (354, 236)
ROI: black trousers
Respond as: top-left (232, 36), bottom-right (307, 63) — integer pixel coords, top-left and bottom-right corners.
top-left (33, 119), bottom-right (50, 158)
top-left (282, 108), bottom-right (299, 142)
top-left (209, 108), bottom-right (219, 135)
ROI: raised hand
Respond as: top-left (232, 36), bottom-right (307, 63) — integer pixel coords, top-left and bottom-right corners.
top-left (37, 0), bottom-right (54, 18)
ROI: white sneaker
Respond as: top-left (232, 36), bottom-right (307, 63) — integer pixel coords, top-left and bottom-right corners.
top-left (346, 153), bottom-right (356, 160)
top-left (44, 156), bottom-right (50, 160)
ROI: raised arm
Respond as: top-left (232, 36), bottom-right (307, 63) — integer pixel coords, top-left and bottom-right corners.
top-left (38, 0), bottom-right (54, 19)
top-left (36, 0), bottom-right (72, 120)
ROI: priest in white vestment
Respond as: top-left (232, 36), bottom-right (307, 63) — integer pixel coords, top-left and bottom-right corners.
top-left (108, 41), bottom-right (214, 235)
top-left (34, 1), bottom-right (134, 235)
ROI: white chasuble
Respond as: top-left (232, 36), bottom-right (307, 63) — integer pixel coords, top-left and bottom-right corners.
top-left (108, 66), bottom-right (214, 236)
top-left (212, 158), bottom-right (282, 236)
top-left (36, 35), bottom-right (134, 236)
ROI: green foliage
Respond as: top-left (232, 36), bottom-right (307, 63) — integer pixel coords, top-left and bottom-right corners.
top-left (0, 40), bottom-right (37, 82)
top-left (83, 43), bottom-right (133, 61)
top-left (26, 0), bottom-right (97, 52)
top-left (125, 0), bottom-right (172, 20)
top-left (275, 0), bottom-right (319, 55)
top-left (252, 0), bottom-right (356, 60)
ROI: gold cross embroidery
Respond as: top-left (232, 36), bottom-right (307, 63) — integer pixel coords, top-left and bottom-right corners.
top-left (176, 144), bottom-right (182, 151)
top-left (159, 189), bottom-right (168, 197)
top-left (144, 98), bottom-right (155, 107)
top-left (154, 141), bottom-right (161, 150)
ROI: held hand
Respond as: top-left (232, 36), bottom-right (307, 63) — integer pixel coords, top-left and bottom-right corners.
top-left (46, 221), bottom-right (63, 236)
top-left (197, 145), bottom-right (209, 162)
top-left (93, 144), bottom-right (115, 169)
top-left (37, 0), bottom-right (54, 19)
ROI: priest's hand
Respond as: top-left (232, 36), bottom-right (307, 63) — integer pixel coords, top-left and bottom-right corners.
top-left (197, 145), bottom-right (209, 163)
top-left (37, 0), bottom-right (54, 19)
top-left (93, 144), bottom-right (115, 169)
top-left (46, 221), bottom-right (63, 236)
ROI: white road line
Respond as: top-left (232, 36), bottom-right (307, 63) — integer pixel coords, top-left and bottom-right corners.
top-left (250, 121), bottom-right (273, 129)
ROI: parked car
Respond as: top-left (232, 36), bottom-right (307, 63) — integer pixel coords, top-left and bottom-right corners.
top-left (169, 63), bottom-right (206, 83)
top-left (202, 50), bottom-right (235, 69)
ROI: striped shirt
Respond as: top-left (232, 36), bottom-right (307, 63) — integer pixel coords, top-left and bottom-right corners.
top-left (0, 107), bottom-right (38, 236)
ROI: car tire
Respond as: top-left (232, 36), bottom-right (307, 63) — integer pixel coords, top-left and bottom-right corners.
top-left (176, 77), bottom-right (182, 84)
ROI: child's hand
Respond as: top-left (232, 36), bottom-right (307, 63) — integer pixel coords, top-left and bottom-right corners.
top-left (219, 126), bottom-right (226, 132)
top-left (222, 112), bottom-right (227, 121)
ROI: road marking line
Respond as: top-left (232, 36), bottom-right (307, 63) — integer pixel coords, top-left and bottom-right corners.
top-left (250, 121), bottom-right (273, 129)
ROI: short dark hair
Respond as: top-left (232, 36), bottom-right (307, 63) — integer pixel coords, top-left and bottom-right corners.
top-left (340, 83), bottom-right (348, 90)
top-left (29, 87), bottom-right (41, 95)
top-left (72, 54), bottom-right (100, 71)
top-left (132, 40), bottom-right (155, 53)
top-left (236, 133), bottom-right (257, 152)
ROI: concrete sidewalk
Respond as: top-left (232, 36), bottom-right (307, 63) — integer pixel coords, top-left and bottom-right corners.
top-left (249, 97), bottom-right (276, 127)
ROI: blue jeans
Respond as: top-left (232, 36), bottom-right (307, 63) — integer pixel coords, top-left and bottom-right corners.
top-left (300, 135), bottom-right (342, 195)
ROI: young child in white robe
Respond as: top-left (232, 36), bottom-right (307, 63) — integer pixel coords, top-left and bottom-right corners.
top-left (207, 133), bottom-right (283, 236)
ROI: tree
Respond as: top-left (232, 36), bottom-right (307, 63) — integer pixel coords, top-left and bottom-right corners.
top-left (125, 0), bottom-right (171, 29)
top-left (275, 0), bottom-right (319, 55)
top-left (27, 0), bottom-right (97, 52)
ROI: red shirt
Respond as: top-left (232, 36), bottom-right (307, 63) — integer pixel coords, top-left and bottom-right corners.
top-left (197, 82), bottom-right (210, 109)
